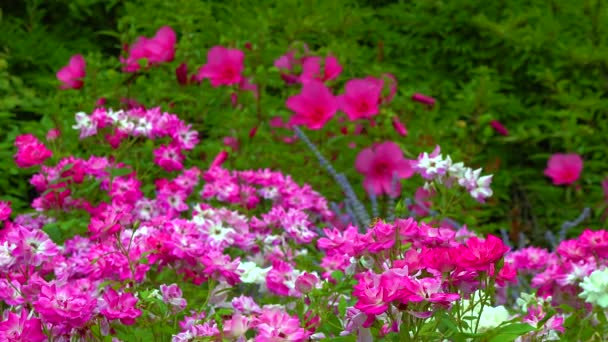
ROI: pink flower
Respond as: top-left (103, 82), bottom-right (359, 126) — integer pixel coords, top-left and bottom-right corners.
top-left (0, 201), bottom-right (11, 221)
top-left (490, 120), bottom-right (509, 136)
top-left (254, 307), bottom-right (309, 342)
top-left (338, 77), bottom-right (383, 120)
top-left (544, 153), bottom-right (583, 185)
top-left (412, 93), bottom-right (436, 107)
top-left (100, 288), bottom-right (142, 325)
top-left (13, 134), bottom-right (52, 168)
top-left (153, 144), bottom-right (184, 172)
top-left (46, 128), bottom-right (60, 141)
top-left (286, 81), bottom-right (338, 130)
top-left (392, 116), bottom-right (408, 136)
top-left (56, 54), bottom-right (86, 89)
top-left (0, 309), bottom-right (46, 342)
top-left (196, 46), bottom-right (245, 87)
top-left (300, 55), bottom-right (342, 83)
top-left (176, 63), bottom-right (189, 85)
top-left (210, 150), bottom-right (229, 169)
top-left (33, 283), bottom-right (96, 328)
top-left (456, 235), bottom-right (510, 271)
top-left (160, 284), bottom-right (187, 312)
top-left (355, 141), bottom-right (414, 197)
top-left (295, 272), bottom-right (319, 294)
top-left (121, 26), bottom-right (177, 72)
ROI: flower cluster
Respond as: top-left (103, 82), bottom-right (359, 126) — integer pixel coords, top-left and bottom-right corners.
top-left (413, 146), bottom-right (493, 203)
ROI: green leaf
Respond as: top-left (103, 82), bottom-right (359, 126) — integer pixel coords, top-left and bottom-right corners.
top-left (487, 323), bottom-right (536, 342)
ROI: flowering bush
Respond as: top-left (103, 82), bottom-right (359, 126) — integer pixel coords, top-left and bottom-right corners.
top-left (1, 2), bottom-right (608, 340)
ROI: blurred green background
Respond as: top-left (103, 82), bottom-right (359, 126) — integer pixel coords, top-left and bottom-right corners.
top-left (1, 0), bottom-right (607, 245)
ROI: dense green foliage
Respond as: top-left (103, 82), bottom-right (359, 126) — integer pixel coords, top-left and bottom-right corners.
top-left (1, 0), bottom-right (607, 245)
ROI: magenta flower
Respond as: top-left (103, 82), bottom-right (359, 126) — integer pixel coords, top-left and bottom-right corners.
top-left (544, 153), bottom-right (583, 185)
top-left (338, 77), bottom-right (383, 120)
top-left (56, 54), bottom-right (86, 89)
top-left (392, 116), bottom-right (408, 136)
top-left (286, 81), bottom-right (338, 130)
top-left (355, 141), bottom-right (414, 197)
top-left (0, 201), bottom-right (11, 221)
top-left (121, 26), bottom-right (176, 72)
top-left (153, 143), bottom-right (184, 172)
top-left (412, 93), bottom-right (436, 107)
top-left (0, 309), bottom-right (46, 342)
top-left (490, 120), bottom-right (509, 136)
top-left (196, 46), bottom-right (245, 87)
top-left (100, 288), bottom-right (142, 325)
top-left (33, 283), bottom-right (96, 328)
top-left (456, 234), bottom-right (510, 271)
top-left (176, 62), bottom-right (189, 85)
top-left (300, 55), bottom-right (342, 83)
top-left (13, 134), bottom-right (52, 168)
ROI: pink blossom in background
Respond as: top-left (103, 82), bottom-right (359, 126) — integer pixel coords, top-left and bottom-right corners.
top-left (274, 50), bottom-right (301, 85)
top-left (121, 26), bottom-right (176, 72)
top-left (544, 153), bottom-right (583, 185)
top-left (210, 150), bottom-right (229, 169)
top-left (176, 63), bottom-right (189, 85)
top-left (338, 77), bottom-right (383, 121)
top-left (0, 201), bottom-right (11, 221)
top-left (300, 55), bottom-right (342, 83)
top-left (490, 120), bottom-right (509, 136)
top-left (46, 128), bottom-right (60, 141)
top-left (380, 73), bottom-right (398, 105)
top-left (13, 134), bottom-right (52, 168)
top-left (56, 54), bottom-right (86, 89)
top-left (391, 116), bottom-right (408, 136)
top-left (286, 80), bottom-right (338, 130)
top-left (412, 93), bottom-right (436, 107)
top-left (355, 141), bottom-right (414, 197)
top-left (196, 46), bottom-right (245, 87)
top-left (223, 136), bottom-right (239, 151)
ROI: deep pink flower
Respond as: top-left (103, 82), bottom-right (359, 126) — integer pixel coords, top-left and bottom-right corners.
top-left (338, 77), bottom-right (383, 120)
top-left (100, 288), bottom-right (142, 325)
top-left (153, 144), bottom-right (184, 172)
top-left (255, 307), bottom-right (309, 342)
top-left (286, 81), bottom-right (338, 130)
top-left (196, 46), bottom-right (245, 87)
top-left (0, 201), bottom-right (11, 221)
top-left (210, 150), bottom-right (229, 169)
top-left (412, 93), bottom-right (436, 107)
top-left (544, 153), bottom-right (583, 185)
top-left (392, 116), bottom-right (408, 136)
top-left (300, 55), bottom-right (342, 83)
top-left (13, 134), bottom-right (52, 168)
top-left (33, 283), bottom-right (96, 328)
top-left (121, 26), bottom-right (177, 72)
top-left (0, 309), bottom-right (46, 342)
top-left (355, 141), bottom-right (414, 197)
top-left (456, 234), bottom-right (510, 271)
top-left (490, 120), bottom-right (509, 136)
top-left (176, 63), bottom-right (189, 85)
top-left (56, 54), bottom-right (86, 89)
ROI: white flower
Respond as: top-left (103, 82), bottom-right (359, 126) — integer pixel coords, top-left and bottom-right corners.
top-left (461, 290), bottom-right (510, 333)
top-left (238, 261), bottom-right (271, 284)
top-left (579, 268), bottom-right (608, 308)
top-left (0, 241), bottom-right (16, 269)
top-left (206, 221), bottom-right (236, 245)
